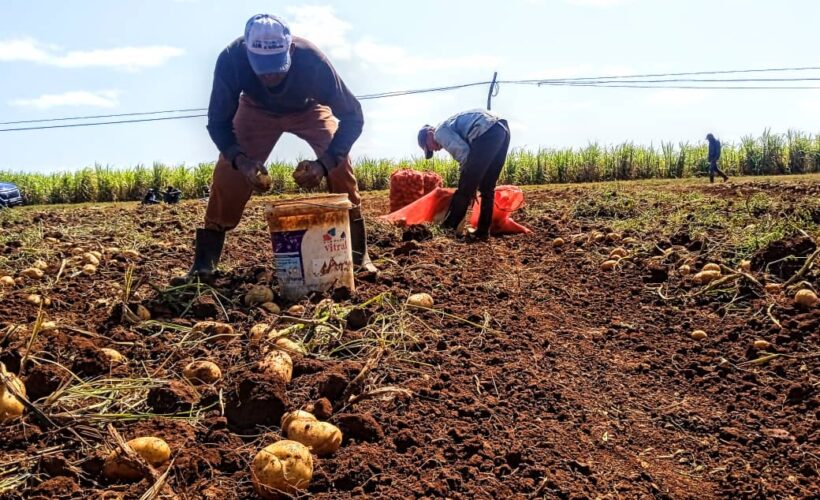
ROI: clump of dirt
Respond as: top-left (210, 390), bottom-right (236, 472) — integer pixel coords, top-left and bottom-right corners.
top-left (224, 371), bottom-right (289, 430)
top-left (317, 371), bottom-right (350, 401)
top-left (24, 363), bottom-right (69, 400)
top-left (69, 339), bottom-right (109, 377)
top-left (750, 235), bottom-right (816, 278)
top-left (146, 381), bottom-right (198, 413)
top-left (28, 476), bottom-right (80, 499)
top-left (335, 413), bottom-right (384, 443)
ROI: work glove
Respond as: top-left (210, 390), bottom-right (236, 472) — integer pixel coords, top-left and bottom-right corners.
top-left (293, 160), bottom-right (326, 189)
top-left (235, 155), bottom-right (272, 193)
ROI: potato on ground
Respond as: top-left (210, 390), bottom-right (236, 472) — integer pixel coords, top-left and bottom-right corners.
top-left (407, 293), bottom-right (434, 308)
top-left (693, 270), bottom-right (721, 285)
top-left (103, 436), bottom-right (171, 481)
top-left (83, 252), bottom-right (100, 266)
top-left (183, 360), bottom-right (222, 384)
top-left (191, 321), bottom-right (239, 343)
top-left (0, 365), bottom-right (26, 422)
top-left (275, 338), bottom-right (306, 356)
top-left (0, 276), bottom-right (15, 287)
top-left (252, 440), bottom-right (313, 498)
top-left (281, 410), bottom-right (317, 431)
top-left (100, 348), bottom-right (125, 365)
top-left (702, 263), bottom-right (721, 273)
top-left (287, 304), bottom-right (306, 316)
top-left (245, 285), bottom-right (274, 306)
top-left (21, 268), bottom-right (45, 280)
top-left (283, 414), bottom-right (342, 456)
top-left (609, 247), bottom-right (628, 259)
top-left (258, 350), bottom-right (293, 383)
top-left (250, 323), bottom-right (275, 342)
top-left (794, 289), bottom-right (818, 308)
top-left (600, 259), bottom-right (618, 271)
top-left (690, 330), bottom-right (708, 341)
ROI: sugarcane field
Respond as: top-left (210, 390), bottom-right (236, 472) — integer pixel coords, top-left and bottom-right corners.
top-left (2, 3), bottom-right (820, 499)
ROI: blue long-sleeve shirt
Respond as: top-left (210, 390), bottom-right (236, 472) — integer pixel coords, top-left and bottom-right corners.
top-left (708, 139), bottom-right (722, 162)
top-left (434, 109), bottom-right (500, 165)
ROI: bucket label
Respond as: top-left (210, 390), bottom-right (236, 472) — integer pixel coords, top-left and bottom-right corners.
top-left (312, 227), bottom-right (352, 278)
top-left (272, 230), bottom-right (306, 284)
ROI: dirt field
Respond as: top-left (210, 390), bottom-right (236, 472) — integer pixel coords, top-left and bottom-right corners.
top-left (1, 176), bottom-right (818, 499)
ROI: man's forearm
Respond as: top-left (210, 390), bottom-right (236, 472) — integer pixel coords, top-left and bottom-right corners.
top-left (207, 122), bottom-right (244, 162)
top-left (320, 115), bottom-right (364, 169)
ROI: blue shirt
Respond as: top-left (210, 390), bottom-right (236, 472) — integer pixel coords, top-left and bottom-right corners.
top-left (434, 109), bottom-right (500, 165)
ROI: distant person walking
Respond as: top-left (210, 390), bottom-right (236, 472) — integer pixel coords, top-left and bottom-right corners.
top-left (418, 109), bottom-right (510, 239)
top-left (706, 133), bottom-right (729, 183)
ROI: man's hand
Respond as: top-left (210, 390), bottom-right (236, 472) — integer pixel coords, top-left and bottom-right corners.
top-left (293, 160), bottom-right (326, 189)
top-left (235, 155), bottom-right (271, 192)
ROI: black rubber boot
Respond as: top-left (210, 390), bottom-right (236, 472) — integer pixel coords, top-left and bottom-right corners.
top-left (476, 194), bottom-right (495, 237)
top-left (349, 211), bottom-right (377, 273)
top-left (170, 228), bottom-right (225, 286)
top-left (442, 192), bottom-right (472, 231)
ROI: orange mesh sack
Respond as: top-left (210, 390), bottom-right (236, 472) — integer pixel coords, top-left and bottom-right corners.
top-left (389, 169), bottom-right (425, 212)
top-left (381, 188), bottom-right (455, 227)
top-left (468, 185), bottom-right (530, 235)
top-left (422, 171), bottom-right (444, 195)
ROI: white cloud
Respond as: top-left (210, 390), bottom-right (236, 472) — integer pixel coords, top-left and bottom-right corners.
top-left (10, 90), bottom-right (120, 110)
top-left (0, 38), bottom-right (184, 71)
top-left (286, 5), bottom-right (353, 60)
top-left (284, 6), bottom-right (496, 74)
top-left (646, 89), bottom-right (707, 107)
top-left (354, 38), bottom-right (498, 75)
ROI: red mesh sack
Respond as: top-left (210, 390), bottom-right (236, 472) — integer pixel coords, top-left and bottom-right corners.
top-left (389, 169), bottom-right (425, 212)
top-left (381, 188), bottom-right (455, 226)
top-left (422, 171), bottom-right (443, 194)
top-left (468, 185), bottom-right (530, 235)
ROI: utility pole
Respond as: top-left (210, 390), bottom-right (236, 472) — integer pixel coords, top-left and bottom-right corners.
top-left (487, 71), bottom-right (498, 110)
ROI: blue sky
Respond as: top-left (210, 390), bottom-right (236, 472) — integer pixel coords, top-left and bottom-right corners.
top-left (1, 0), bottom-right (819, 172)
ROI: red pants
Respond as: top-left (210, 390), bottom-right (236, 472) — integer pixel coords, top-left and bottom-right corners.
top-left (205, 95), bottom-right (361, 230)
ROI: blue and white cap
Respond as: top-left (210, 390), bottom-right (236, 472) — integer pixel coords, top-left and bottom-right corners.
top-left (244, 14), bottom-right (293, 75)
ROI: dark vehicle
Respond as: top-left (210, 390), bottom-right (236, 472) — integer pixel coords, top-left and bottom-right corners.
top-left (0, 182), bottom-right (24, 208)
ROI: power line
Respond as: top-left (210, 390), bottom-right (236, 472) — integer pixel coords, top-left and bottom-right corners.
top-left (4, 64), bottom-right (820, 133)
top-left (513, 65), bottom-right (820, 85)
top-left (0, 108), bottom-right (208, 126)
top-left (533, 82), bottom-right (820, 90)
top-left (0, 114), bottom-right (207, 132)
top-left (0, 82), bottom-right (492, 127)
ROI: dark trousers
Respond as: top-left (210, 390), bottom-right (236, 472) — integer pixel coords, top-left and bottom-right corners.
top-left (709, 159), bottom-right (728, 183)
top-left (443, 120), bottom-right (511, 233)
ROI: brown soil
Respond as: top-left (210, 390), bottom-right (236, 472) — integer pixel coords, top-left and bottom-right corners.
top-left (0, 178), bottom-right (818, 499)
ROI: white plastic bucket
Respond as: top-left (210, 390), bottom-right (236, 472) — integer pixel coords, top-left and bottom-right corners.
top-left (265, 194), bottom-right (355, 301)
